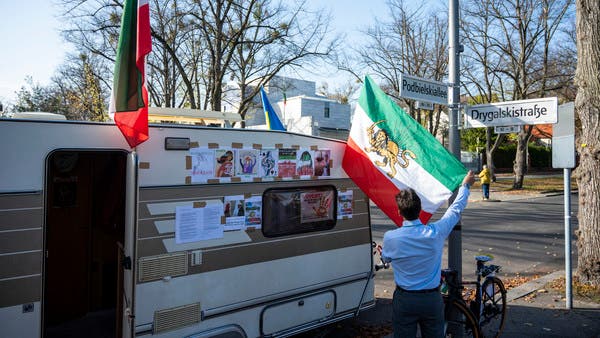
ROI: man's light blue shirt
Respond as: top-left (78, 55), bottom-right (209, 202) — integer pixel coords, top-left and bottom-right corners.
top-left (381, 185), bottom-right (470, 290)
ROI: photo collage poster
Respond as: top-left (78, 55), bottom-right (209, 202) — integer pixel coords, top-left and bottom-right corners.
top-left (337, 190), bottom-right (353, 219)
top-left (189, 146), bottom-right (332, 183)
top-left (223, 195), bottom-right (245, 231)
top-left (223, 194), bottom-right (263, 230)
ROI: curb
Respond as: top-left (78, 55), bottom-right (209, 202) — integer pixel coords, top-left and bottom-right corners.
top-left (506, 270), bottom-right (564, 302)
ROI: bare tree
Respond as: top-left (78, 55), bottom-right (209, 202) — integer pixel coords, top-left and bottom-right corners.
top-left (461, 0), bottom-right (508, 176)
top-left (574, 0), bottom-right (600, 285)
top-left (227, 0), bottom-right (339, 125)
top-left (353, 0), bottom-right (448, 135)
top-left (57, 0), bottom-right (336, 120)
top-left (317, 80), bottom-right (360, 105)
top-left (487, 0), bottom-right (573, 188)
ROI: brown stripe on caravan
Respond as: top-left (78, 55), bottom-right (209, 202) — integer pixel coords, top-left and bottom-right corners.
top-left (135, 179), bottom-right (371, 278)
top-left (137, 238), bottom-right (169, 258)
top-left (136, 205), bottom-right (369, 240)
top-left (135, 227), bottom-right (371, 281)
top-left (0, 192), bottom-right (43, 232)
top-left (0, 192), bottom-right (43, 210)
top-left (138, 179), bottom-right (361, 218)
top-left (0, 276), bottom-right (41, 308)
top-left (0, 230), bottom-right (42, 255)
top-left (0, 209), bottom-right (43, 232)
top-left (0, 251), bottom-right (42, 280)
top-left (138, 219), bottom-right (162, 238)
top-left (189, 227), bottom-right (371, 275)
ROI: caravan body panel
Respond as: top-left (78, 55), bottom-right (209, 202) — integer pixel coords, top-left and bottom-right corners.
top-left (0, 120), bottom-right (374, 337)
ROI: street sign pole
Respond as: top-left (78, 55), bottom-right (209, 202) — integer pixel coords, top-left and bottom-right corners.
top-left (564, 168), bottom-right (572, 309)
top-left (552, 102), bottom-right (575, 309)
top-left (448, 0), bottom-right (462, 279)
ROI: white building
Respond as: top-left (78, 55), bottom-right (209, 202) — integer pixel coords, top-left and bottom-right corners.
top-left (240, 75), bottom-right (351, 140)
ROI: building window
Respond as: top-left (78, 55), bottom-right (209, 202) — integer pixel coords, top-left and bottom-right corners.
top-left (324, 102), bottom-right (330, 118)
top-left (262, 185), bottom-right (337, 237)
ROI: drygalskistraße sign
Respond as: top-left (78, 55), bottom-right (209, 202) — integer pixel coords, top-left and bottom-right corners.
top-left (399, 73), bottom-right (448, 105)
top-left (464, 97), bottom-right (558, 128)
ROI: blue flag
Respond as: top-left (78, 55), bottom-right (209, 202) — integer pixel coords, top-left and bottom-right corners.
top-left (260, 87), bottom-right (286, 131)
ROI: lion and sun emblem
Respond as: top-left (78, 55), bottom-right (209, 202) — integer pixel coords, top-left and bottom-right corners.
top-left (364, 120), bottom-right (416, 178)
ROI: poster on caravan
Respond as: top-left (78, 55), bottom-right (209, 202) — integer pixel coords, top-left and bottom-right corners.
top-left (259, 148), bottom-right (279, 178)
top-left (278, 148), bottom-right (297, 178)
top-left (296, 149), bottom-right (314, 177)
top-left (300, 190), bottom-right (334, 223)
top-left (236, 149), bottom-right (259, 180)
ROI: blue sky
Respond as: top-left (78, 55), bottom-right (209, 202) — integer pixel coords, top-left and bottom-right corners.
top-left (0, 0), bottom-right (387, 105)
top-left (0, 0), bottom-right (69, 105)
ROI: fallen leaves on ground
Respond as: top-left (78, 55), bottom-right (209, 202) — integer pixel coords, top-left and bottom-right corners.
top-left (503, 275), bottom-right (536, 290)
top-left (547, 276), bottom-right (600, 303)
top-left (354, 324), bottom-right (393, 337)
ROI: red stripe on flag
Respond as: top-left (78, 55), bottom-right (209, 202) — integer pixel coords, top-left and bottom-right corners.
top-left (113, 0), bottom-right (151, 149)
top-left (343, 137), bottom-right (432, 226)
top-left (114, 110), bottom-right (149, 147)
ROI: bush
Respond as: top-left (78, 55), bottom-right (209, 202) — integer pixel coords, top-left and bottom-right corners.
top-left (484, 143), bottom-right (551, 171)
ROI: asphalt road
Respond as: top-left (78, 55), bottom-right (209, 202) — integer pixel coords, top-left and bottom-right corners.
top-left (371, 193), bottom-right (579, 295)
top-left (297, 193), bottom-right (582, 337)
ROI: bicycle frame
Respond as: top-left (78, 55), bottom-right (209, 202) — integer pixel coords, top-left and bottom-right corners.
top-left (441, 256), bottom-right (506, 338)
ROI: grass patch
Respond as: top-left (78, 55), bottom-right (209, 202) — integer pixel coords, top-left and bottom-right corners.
top-left (473, 176), bottom-right (577, 193)
top-left (546, 276), bottom-right (600, 303)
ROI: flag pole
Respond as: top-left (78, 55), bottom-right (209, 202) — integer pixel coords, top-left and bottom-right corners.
top-left (448, 0), bottom-right (463, 280)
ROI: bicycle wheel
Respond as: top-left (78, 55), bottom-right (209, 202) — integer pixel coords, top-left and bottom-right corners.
top-left (444, 299), bottom-right (481, 338)
top-left (480, 277), bottom-right (507, 338)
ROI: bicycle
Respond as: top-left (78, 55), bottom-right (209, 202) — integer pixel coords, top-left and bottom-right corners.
top-left (373, 244), bottom-right (506, 338)
top-left (441, 255), bottom-right (507, 338)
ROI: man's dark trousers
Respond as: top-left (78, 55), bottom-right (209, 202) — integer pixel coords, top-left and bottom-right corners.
top-left (392, 287), bottom-right (444, 337)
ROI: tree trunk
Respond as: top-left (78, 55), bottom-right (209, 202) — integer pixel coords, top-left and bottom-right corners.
top-left (575, 0), bottom-right (600, 285)
top-left (512, 126), bottom-right (533, 189)
top-left (485, 128), bottom-right (505, 177)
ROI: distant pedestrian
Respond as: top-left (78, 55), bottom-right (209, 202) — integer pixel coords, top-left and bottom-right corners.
top-left (479, 165), bottom-right (491, 200)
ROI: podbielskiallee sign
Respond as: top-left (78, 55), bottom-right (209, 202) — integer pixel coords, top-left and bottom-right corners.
top-left (464, 97), bottom-right (558, 128)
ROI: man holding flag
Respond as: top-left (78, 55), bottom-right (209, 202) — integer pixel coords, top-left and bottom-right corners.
top-left (109, 0), bottom-right (152, 148)
top-left (379, 171), bottom-right (474, 337)
top-left (343, 76), bottom-right (473, 336)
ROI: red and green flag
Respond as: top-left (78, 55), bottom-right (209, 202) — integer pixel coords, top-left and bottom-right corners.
top-left (109, 0), bottom-right (152, 148)
top-left (342, 76), bottom-right (467, 226)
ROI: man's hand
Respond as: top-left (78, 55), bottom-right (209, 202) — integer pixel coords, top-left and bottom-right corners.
top-left (463, 170), bottom-right (476, 186)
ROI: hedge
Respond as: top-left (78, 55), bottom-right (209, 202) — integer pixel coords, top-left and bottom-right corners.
top-left (484, 143), bottom-right (552, 170)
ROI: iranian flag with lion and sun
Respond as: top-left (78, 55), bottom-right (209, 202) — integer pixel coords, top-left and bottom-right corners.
top-left (342, 76), bottom-right (467, 226)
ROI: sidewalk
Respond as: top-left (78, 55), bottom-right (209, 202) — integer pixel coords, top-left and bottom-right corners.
top-left (468, 186), bottom-right (547, 203)
top-left (363, 271), bottom-right (600, 338)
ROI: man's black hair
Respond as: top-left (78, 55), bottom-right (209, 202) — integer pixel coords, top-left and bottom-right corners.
top-left (395, 188), bottom-right (421, 221)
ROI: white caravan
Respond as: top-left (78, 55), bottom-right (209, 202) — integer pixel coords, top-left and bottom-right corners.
top-left (0, 118), bottom-right (375, 338)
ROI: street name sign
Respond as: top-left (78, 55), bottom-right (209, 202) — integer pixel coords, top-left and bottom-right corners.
top-left (399, 73), bottom-right (448, 105)
top-left (494, 125), bottom-right (521, 134)
top-left (415, 101), bottom-right (434, 110)
top-left (464, 97), bottom-right (558, 128)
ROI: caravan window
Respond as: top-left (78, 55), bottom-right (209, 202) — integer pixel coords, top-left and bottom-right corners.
top-left (262, 185), bottom-right (337, 237)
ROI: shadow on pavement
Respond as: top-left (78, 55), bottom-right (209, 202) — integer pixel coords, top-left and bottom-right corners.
top-left (296, 295), bottom-right (600, 337)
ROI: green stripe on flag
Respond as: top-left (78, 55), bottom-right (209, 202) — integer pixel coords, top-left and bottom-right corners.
top-left (359, 76), bottom-right (466, 191)
top-left (113, 0), bottom-right (144, 112)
